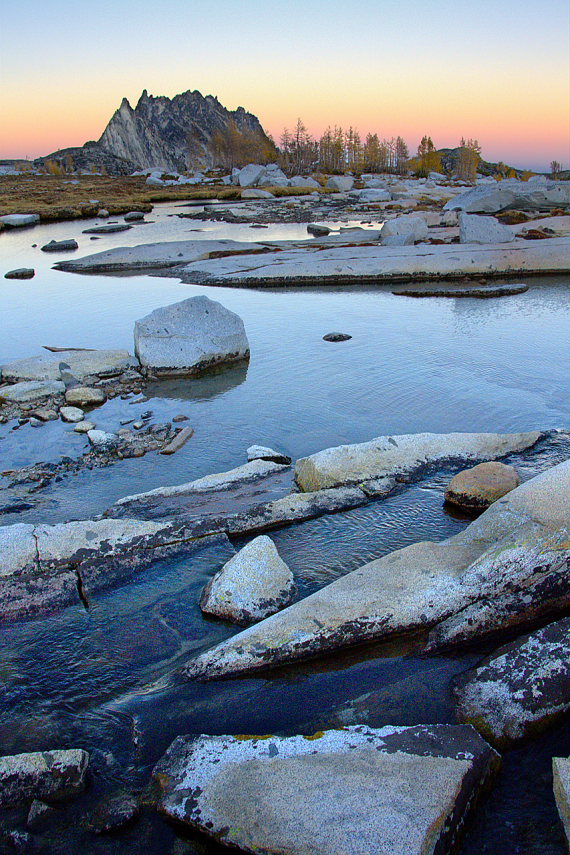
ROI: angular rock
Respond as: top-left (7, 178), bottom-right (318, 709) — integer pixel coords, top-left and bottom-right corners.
top-left (294, 430), bottom-right (540, 492)
top-left (134, 295), bottom-right (250, 375)
top-left (87, 429), bottom-right (119, 452)
top-left (307, 223), bottom-right (331, 236)
top-left (4, 268), bottom-right (35, 280)
top-left (381, 234), bottom-right (415, 246)
top-left (553, 757), bottom-right (570, 843)
top-left (184, 458), bottom-right (570, 681)
top-left (0, 380), bottom-right (65, 402)
top-left (290, 176), bottom-right (320, 189)
top-left (0, 749), bottom-right (89, 806)
top-left (59, 406), bottom-right (84, 423)
top-left (326, 176), bottom-right (354, 191)
top-left (445, 461), bottom-right (521, 511)
top-left (237, 164), bottom-right (267, 187)
top-left (454, 617), bottom-right (570, 748)
top-left (31, 407), bottom-right (58, 422)
top-left (200, 535), bottom-right (296, 624)
top-left (246, 445), bottom-right (292, 465)
top-left (41, 239), bottom-right (79, 252)
top-left (154, 724), bottom-right (500, 855)
top-left (0, 214), bottom-right (39, 228)
top-left (65, 386), bottom-right (106, 407)
top-left (459, 213), bottom-right (516, 245)
top-left (381, 215), bottom-right (428, 242)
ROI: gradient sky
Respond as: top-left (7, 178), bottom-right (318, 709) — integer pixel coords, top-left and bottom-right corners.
top-left (1, 0), bottom-right (568, 171)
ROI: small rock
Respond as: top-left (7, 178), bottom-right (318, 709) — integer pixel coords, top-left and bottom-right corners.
top-left (74, 421), bottom-right (95, 433)
top-left (246, 445), bottom-right (292, 465)
top-left (87, 430), bottom-right (119, 452)
top-left (172, 414), bottom-right (189, 423)
top-left (160, 426), bottom-right (195, 455)
top-left (82, 224), bottom-right (131, 235)
top-left (124, 211), bottom-right (145, 222)
top-left (0, 749), bottom-right (89, 806)
top-left (60, 406), bottom-right (84, 423)
top-left (323, 332), bottom-right (352, 342)
top-left (445, 462), bottom-right (521, 511)
top-left (97, 209), bottom-right (109, 218)
top-left (27, 799), bottom-right (56, 831)
top-left (41, 239), bottom-right (79, 253)
top-left (29, 417), bottom-right (43, 427)
top-left (307, 223), bottom-right (331, 236)
top-left (133, 421), bottom-right (144, 430)
top-left (89, 791), bottom-right (139, 834)
top-left (4, 268), bottom-right (35, 280)
top-left (31, 408), bottom-right (58, 421)
top-left (65, 387), bottom-right (106, 407)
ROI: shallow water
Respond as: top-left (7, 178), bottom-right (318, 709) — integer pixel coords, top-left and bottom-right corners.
top-left (1, 206), bottom-right (570, 853)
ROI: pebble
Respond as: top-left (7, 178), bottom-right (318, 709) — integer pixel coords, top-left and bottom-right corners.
top-left (133, 421), bottom-right (144, 430)
top-left (73, 421), bottom-right (95, 433)
top-left (60, 406), bottom-right (84, 423)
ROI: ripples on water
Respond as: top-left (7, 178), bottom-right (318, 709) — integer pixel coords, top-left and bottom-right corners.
top-left (0, 207), bottom-right (569, 853)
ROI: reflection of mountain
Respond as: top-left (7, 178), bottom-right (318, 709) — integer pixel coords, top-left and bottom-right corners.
top-left (145, 362), bottom-right (248, 402)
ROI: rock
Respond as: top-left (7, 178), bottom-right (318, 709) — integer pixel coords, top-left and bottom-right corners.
top-left (289, 176), bottom-right (320, 189)
top-left (444, 179), bottom-right (570, 213)
top-left (380, 234), bottom-right (415, 246)
top-left (124, 211), bottom-right (145, 221)
top-left (445, 461), bottom-right (521, 511)
top-left (27, 799), bottom-right (56, 831)
top-left (392, 284), bottom-right (529, 298)
top-left (258, 166), bottom-right (289, 187)
top-left (326, 176), bottom-right (354, 192)
top-left (184, 453), bottom-right (570, 682)
top-left (31, 408), bottom-right (58, 422)
top-left (454, 617), bottom-right (570, 748)
top-left (459, 213), bottom-right (516, 245)
top-left (97, 209), bottom-right (109, 217)
top-left (238, 164), bottom-right (266, 187)
top-left (87, 430), bottom-right (119, 452)
top-left (74, 421), bottom-right (95, 433)
top-left (4, 268), bottom-right (35, 280)
top-left (159, 426), bottom-right (194, 455)
top-left (247, 445), bottom-right (292, 465)
top-left (29, 417), bottom-right (43, 427)
top-left (0, 214), bottom-right (40, 228)
top-left (553, 757), bottom-right (570, 843)
top-left (358, 188), bottom-right (392, 202)
top-left (82, 224), bottom-right (132, 234)
top-left (1, 349), bottom-right (137, 383)
top-left (41, 239), bottom-right (79, 252)
top-left (323, 332), bottom-right (352, 342)
top-left (241, 188), bottom-right (274, 199)
top-left (381, 215), bottom-right (428, 242)
top-left (429, 172), bottom-right (447, 182)
top-left (89, 791), bottom-right (139, 834)
top-left (59, 406), bottom-right (84, 423)
top-left (65, 386), bottom-right (106, 407)
top-left (154, 724), bottom-right (500, 855)
top-left (134, 295), bottom-right (250, 375)
top-left (0, 380), bottom-right (65, 402)
top-left (294, 430), bottom-right (540, 492)
top-left (0, 749), bottom-right (89, 806)
top-left (200, 535), bottom-right (296, 624)
top-left (307, 223), bottom-right (331, 236)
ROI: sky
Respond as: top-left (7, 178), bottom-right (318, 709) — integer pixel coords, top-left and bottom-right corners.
top-left (1, 0), bottom-right (569, 171)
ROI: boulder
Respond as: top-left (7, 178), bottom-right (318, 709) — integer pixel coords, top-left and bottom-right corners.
top-left (59, 406), bottom-right (84, 423)
top-left (200, 535), bottom-right (296, 624)
top-left (445, 461), bottom-right (520, 510)
top-left (289, 176), bottom-right (320, 189)
top-left (0, 214), bottom-right (39, 228)
top-left (134, 295), bottom-right (250, 375)
top-left (444, 179), bottom-right (570, 213)
top-left (381, 215), bottom-right (428, 242)
top-left (459, 213), bottom-right (516, 245)
top-left (0, 380), bottom-right (65, 402)
top-left (4, 268), bottom-right (35, 280)
top-left (429, 172), bottom-right (447, 182)
top-left (0, 749), bottom-right (89, 806)
top-left (294, 430), bottom-right (539, 492)
top-left (307, 223), bottom-right (331, 236)
top-left (154, 724), bottom-right (500, 855)
top-left (41, 239), bottom-right (78, 252)
top-left (1, 349), bottom-right (137, 383)
top-left (241, 189), bottom-right (274, 199)
top-left (326, 175), bottom-right (354, 192)
top-left (87, 430), bottom-right (119, 452)
top-left (258, 166), bottom-right (289, 187)
top-left (247, 445), bottom-right (292, 465)
top-left (97, 209), bottom-right (109, 217)
top-left (381, 234), bottom-right (415, 246)
top-left (455, 617), bottom-right (570, 748)
top-left (31, 407), bottom-right (58, 422)
top-left (358, 188), bottom-right (392, 202)
top-left (237, 164), bottom-right (266, 187)
top-left (65, 386), bottom-right (106, 407)
top-left (124, 211), bottom-right (145, 221)
top-left (553, 757), bottom-right (570, 844)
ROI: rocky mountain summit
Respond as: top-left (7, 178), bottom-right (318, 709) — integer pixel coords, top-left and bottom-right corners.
top-left (98, 89), bottom-right (276, 172)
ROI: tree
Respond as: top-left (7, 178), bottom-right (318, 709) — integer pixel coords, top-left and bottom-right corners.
top-left (416, 135), bottom-right (441, 176)
top-left (394, 136), bottom-right (409, 174)
top-left (455, 138), bottom-right (481, 182)
top-left (550, 160), bottom-right (562, 178)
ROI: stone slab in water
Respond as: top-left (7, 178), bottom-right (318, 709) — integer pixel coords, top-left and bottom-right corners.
top-left (0, 379), bottom-right (65, 402)
top-left (392, 283), bottom-right (529, 298)
top-left (1, 349), bottom-right (137, 383)
top-left (41, 239), bottom-right (78, 252)
top-left (4, 268), bottom-right (35, 279)
top-left (153, 724), bottom-right (499, 855)
top-left (0, 749), bottom-right (89, 806)
top-left (82, 223), bottom-right (132, 234)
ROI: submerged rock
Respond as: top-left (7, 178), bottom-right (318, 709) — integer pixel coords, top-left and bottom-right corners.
top-left (82, 224), bottom-right (132, 234)
top-left (134, 295), bottom-right (250, 375)
top-left (445, 461), bottom-right (520, 511)
top-left (124, 211), bottom-right (146, 221)
top-left (454, 616), bottom-right (570, 748)
top-left (153, 724), bottom-right (500, 855)
top-left (0, 749), bottom-right (89, 806)
top-left (200, 535), bottom-right (295, 624)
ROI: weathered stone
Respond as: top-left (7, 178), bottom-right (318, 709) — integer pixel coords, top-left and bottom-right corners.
top-left (242, 188), bottom-right (274, 199)
top-left (1, 350), bottom-right (136, 384)
top-left (154, 725), bottom-right (500, 855)
top-left (294, 430), bottom-right (540, 492)
top-left (381, 215), bottom-right (428, 242)
top-left (323, 332), bottom-right (352, 342)
top-left (326, 176), bottom-right (354, 191)
top-left (0, 214), bottom-right (39, 228)
top-left (0, 380), bottom-right (65, 402)
top-left (59, 406), bottom-right (84, 423)
top-left (87, 430), bottom-right (119, 452)
top-left (41, 239), bottom-right (78, 253)
top-left (237, 164), bottom-right (266, 187)
top-left (134, 295), bottom-right (250, 375)
top-left (200, 535), bottom-right (295, 624)
top-left (553, 757), bottom-right (570, 844)
top-left (184, 458), bottom-right (570, 681)
top-left (74, 420), bottom-right (95, 433)
top-left (454, 616), bottom-right (570, 748)
top-left (89, 791), bottom-right (140, 834)
top-left (444, 179), bottom-right (570, 213)
top-left (381, 234), bottom-right (415, 246)
top-left (124, 211), bottom-right (145, 221)
top-left (82, 224), bottom-right (132, 234)
top-left (0, 749), bottom-right (89, 806)
top-left (246, 445), bottom-right (292, 465)
top-left (65, 386), bottom-right (106, 407)
top-left (307, 224), bottom-right (331, 236)
top-left (445, 461), bottom-right (520, 510)
top-left (392, 283), bottom-right (529, 298)
top-left (459, 212), bottom-right (516, 245)
top-left (30, 408), bottom-right (58, 421)
top-left (358, 188), bottom-right (392, 202)
top-left (4, 268), bottom-right (35, 280)
top-left (159, 426), bottom-right (194, 455)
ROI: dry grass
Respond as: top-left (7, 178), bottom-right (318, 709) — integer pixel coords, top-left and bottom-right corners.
top-left (0, 175), bottom-right (328, 228)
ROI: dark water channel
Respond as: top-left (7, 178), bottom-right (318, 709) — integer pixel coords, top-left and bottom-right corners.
top-left (0, 207), bottom-right (570, 853)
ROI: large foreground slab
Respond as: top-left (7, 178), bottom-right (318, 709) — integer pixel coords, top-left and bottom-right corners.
top-left (185, 458), bottom-right (570, 680)
top-left (154, 725), bottom-right (500, 855)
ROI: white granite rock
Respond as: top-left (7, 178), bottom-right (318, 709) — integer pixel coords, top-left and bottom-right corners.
top-left (327, 176), bottom-right (354, 191)
top-left (59, 406), bottom-right (84, 423)
top-left (0, 214), bottom-right (40, 228)
top-left (0, 749), bottom-right (89, 806)
top-left (237, 164), bottom-right (266, 187)
top-left (459, 213), bottom-right (516, 244)
top-left (381, 215), bottom-right (429, 242)
top-left (1, 350), bottom-right (136, 383)
top-left (0, 379), bottom-right (65, 402)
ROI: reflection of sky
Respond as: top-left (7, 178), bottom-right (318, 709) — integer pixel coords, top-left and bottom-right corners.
top-left (1, 0), bottom-right (569, 169)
